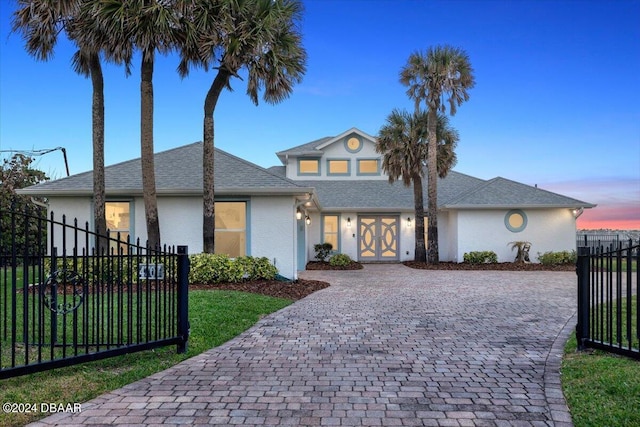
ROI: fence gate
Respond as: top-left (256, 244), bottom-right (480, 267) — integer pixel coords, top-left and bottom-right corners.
top-left (576, 240), bottom-right (639, 360)
top-left (0, 201), bottom-right (189, 379)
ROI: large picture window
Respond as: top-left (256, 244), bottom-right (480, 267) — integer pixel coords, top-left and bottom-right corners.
top-left (215, 202), bottom-right (247, 257)
top-left (106, 201), bottom-right (131, 253)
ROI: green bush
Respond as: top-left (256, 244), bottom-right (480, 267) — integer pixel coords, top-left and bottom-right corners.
top-left (463, 251), bottom-right (498, 264)
top-left (329, 253), bottom-right (353, 267)
top-left (314, 242), bottom-right (333, 262)
top-left (234, 256), bottom-right (277, 280)
top-left (188, 253), bottom-right (278, 284)
top-left (537, 250), bottom-right (576, 265)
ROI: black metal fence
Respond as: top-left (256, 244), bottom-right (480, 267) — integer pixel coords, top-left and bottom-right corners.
top-left (576, 240), bottom-right (639, 360)
top-left (0, 201), bottom-right (189, 379)
top-left (577, 233), bottom-right (620, 250)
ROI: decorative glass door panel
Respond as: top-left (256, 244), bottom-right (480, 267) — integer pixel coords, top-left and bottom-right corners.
top-left (358, 216), bottom-right (399, 261)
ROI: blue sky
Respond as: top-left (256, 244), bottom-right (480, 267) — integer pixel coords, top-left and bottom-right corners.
top-left (1, 0), bottom-right (639, 229)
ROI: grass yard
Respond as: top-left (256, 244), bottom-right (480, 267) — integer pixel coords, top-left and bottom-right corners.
top-left (0, 289), bottom-right (292, 427)
top-left (562, 294), bottom-right (640, 427)
top-left (562, 333), bottom-right (640, 427)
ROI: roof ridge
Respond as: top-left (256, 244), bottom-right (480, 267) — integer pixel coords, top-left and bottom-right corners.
top-left (442, 174), bottom-right (493, 205)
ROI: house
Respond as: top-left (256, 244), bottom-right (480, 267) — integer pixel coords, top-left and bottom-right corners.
top-left (18, 127), bottom-right (595, 279)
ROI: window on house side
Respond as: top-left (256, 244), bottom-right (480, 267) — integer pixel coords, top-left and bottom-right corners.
top-left (299, 159), bottom-right (319, 174)
top-left (106, 201), bottom-right (131, 253)
top-left (357, 159), bottom-right (379, 175)
top-left (215, 202), bottom-right (247, 257)
top-left (322, 215), bottom-right (339, 251)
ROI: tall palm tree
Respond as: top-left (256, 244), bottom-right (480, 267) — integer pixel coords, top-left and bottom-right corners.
top-left (88, 0), bottom-right (182, 248)
top-left (377, 109), bottom-right (459, 262)
top-left (400, 45), bottom-right (475, 263)
top-left (12, 0), bottom-right (109, 249)
top-left (177, 0), bottom-right (307, 253)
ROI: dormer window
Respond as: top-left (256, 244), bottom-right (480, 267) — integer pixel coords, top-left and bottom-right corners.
top-left (345, 135), bottom-right (363, 153)
top-left (298, 158), bottom-right (320, 175)
top-left (327, 159), bottom-right (350, 176)
top-left (357, 158), bottom-right (380, 175)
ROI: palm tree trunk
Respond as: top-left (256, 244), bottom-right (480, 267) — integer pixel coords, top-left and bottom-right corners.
top-left (89, 53), bottom-right (107, 253)
top-left (141, 51), bottom-right (160, 248)
top-left (202, 69), bottom-right (231, 253)
top-left (412, 173), bottom-right (427, 262)
top-left (426, 108), bottom-right (439, 264)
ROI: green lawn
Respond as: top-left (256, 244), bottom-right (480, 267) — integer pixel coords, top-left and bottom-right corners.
top-left (562, 333), bottom-right (640, 427)
top-left (0, 289), bottom-right (292, 427)
top-left (562, 294), bottom-right (640, 427)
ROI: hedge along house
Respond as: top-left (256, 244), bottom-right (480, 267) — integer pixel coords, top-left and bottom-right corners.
top-left (19, 127), bottom-right (595, 279)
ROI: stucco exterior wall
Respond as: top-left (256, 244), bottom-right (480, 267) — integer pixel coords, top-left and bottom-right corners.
top-left (250, 196), bottom-right (297, 279)
top-left (454, 208), bottom-right (577, 263)
top-left (45, 195), bottom-right (299, 279)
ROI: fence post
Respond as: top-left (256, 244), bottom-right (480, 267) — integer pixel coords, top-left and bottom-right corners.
top-left (576, 246), bottom-right (590, 350)
top-left (176, 246), bottom-right (189, 354)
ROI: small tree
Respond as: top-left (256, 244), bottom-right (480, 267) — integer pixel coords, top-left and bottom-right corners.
top-left (0, 155), bottom-right (49, 260)
top-left (509, 241), bottom-right (531, 263)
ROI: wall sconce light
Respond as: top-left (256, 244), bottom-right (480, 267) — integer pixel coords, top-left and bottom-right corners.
top-left (407, 217), bottom-right (412, 227)
top-left (572, 207), bottom-right (584, 219)
top-left (347, 217), bottom-right (351, 228)
top-left (305, 215), bottom-right (311, 225)
top-left (296, 208), bottom-right (302, 220)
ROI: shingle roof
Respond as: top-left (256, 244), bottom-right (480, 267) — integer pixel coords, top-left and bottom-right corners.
top-left (19, 142), bottom-right (312, 196)
top-left (296, 172), bottom-right (487, 210)
top-left (442, 176), bottom-right (596, 208)
top-left (275, 136), bottom-right (333, 161)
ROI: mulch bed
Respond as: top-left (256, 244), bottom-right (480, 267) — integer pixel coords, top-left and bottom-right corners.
top-left (305, 261), bottom-right (364, 270)
top-left (190, 279), bottom-right (330, 301)
top-left (403, 261), bottom-right (575, 271)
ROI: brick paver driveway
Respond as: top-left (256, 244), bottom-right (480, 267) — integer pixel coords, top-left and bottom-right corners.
top-left (32, 264), bottom-right (577, 426)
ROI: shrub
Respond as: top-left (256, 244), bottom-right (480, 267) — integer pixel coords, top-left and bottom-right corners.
top-left (189, 253), bottom-right (242, 284)
top-left (189, 253), bottom-right (278, 284)
top-left (463, 251), bottom-right (498, 264)
top-left (314, 242), bottom-right (333, 262)
top-left (537, 250), bottom-right (576, 266)
top-left (329, 253), bottom-right (353, 267)
top-left (234, 256), bottom-right (277, 280)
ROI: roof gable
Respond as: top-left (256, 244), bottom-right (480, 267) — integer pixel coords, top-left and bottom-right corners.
top-left (275, 127), bottom-right (376, 164)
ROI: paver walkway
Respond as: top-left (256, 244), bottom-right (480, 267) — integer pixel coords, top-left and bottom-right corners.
top-left (31, 265), bottom-right (577, 426)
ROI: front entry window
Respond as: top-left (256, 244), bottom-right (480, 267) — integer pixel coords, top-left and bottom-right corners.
top-left (215, 202), bottom-right (247, 257)
top-left (322, 215), bottom-right (339, 251)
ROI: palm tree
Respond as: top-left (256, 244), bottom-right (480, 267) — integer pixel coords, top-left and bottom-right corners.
top-left (400, 45), bottom-right (475, 263)
top-left (377, 110), bottom-right (459, 262)
top-left (177, 0), bottom-right (307, 253)
top-left (88, 0), bottom-right (182, 248)
top-left (12, 0), bottom-right (109, 249)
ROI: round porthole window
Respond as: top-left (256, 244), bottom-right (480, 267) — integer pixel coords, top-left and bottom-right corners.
top-left (345, 136), bottom-right (362, 153)
top-left (505, 209), bottom-right (527, 233)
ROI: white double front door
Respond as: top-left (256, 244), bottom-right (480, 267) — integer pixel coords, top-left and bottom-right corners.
top-left (357, 216), bottom-right (399, 261)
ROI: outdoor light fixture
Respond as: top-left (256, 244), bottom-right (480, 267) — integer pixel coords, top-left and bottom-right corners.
top-left (572, 208), bottom-right (584, 219)
top-left (305, 215), bottom-right (311, 225)
top-left (347, 217), bottom-right (351, 227)
top-left (296, 208), bottom-right (302, 220)
top-left (407, 217), bottom-right (412, 227)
